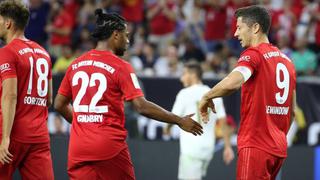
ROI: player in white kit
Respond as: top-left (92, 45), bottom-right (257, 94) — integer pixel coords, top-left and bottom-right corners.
top-left (165, 62), bottom-right (234, 180)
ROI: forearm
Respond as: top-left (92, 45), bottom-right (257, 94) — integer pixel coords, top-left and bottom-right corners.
top-left (163, 8), bottom-right (176, 21)
top-left (52, 27), bottom-right (71, 36)
top-left (1, 94), bottom-right (17, 139)
top-left (147, 6), bottom-right (161, 20)
top-left (134, 99), bottom-right (181, 125)
top-left (56, 104), bottom-right (73, 124)
top-left (204, 72), bottom-right (243, 100)
top-left (204, 80), bottom-right (237, 100)
top-left (54, 94), bottom-right (73, 123)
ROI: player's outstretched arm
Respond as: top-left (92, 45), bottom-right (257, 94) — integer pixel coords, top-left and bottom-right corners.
top-left (54, 94), bottom-right (73, 124)
top-left (0, 78), bottom-right (17, 164)
top-left (199, 71), bottom-right (244, 122)
top-left (131, 97), bottom-right (203, 136)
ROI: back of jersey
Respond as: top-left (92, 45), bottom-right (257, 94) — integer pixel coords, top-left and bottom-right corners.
top-left (58, 49), bottom-right (143, 161)
top-left (0, 39), bottom-right (52, 143)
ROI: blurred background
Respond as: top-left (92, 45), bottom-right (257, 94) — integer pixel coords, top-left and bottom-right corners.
top-left (5, 0), bottom-right (320, 179)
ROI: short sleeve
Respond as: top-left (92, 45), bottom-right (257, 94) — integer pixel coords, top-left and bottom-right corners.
top-left (171, 90), bottom-right (185, 116)
top-left (237, 49), bottom-right (261, 75)
top-left (212, 97), bottom-right (226, 119)
top-left (0, 48), bottom-right (17, 81)
top-left (118, 63), bottom-right (144, 101)
top-left (58, 68), bottom-right (72, 98)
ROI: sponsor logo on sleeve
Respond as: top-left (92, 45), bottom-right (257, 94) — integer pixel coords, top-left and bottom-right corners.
top-left (238, 55), bottom-right (250, 62)
top-left (0, 63), bottom-right (11, 73)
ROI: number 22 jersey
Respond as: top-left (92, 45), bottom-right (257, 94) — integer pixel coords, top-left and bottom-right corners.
top-left (236, 43), bottom-right (296, 158)
top-left (58, 49), bottom-right (144, 161)
top-left (0, 39), bottom-right (52, 143)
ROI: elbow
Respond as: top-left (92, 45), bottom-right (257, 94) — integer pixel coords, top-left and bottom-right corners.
top-left (132, 98), bottom-right (149, 115)
top-left (223, 80), bottom-right (241, 92)
top-left (3, 92), bottom-right (17, 102)
top-left (53, 100), bottom-right (63, 113)
top-left (134, 103), bottom-right (146, 115)
top-left (47, 97), bottom-right (53, 107)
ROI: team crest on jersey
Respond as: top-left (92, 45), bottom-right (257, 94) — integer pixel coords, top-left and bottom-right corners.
top-left (238, 55), bottom-right (250, 62)
top-left (0, 63), bottom-right (11, 73)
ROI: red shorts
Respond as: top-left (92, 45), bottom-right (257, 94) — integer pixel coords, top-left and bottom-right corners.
top-left (0, 140), bottom-right (54, 180)
top-left (68, 147), bottom-right (135, 180)
top-left (237, 148), bottom-right (285, 180)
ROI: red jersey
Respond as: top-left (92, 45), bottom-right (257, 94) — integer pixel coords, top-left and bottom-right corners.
top-left (236, 43), bottom-right (296, 157)
top-left (203, 5), bottom-right (227, 41)
top-left (51, 10), bottom-right (73, 45)
top-left (121, 0), bottom-right (144, 23)
top-left (58, 49), bottom-right (144, 161)
top-left (0, 39), bottom-right (52, 143)
top-left (149, 2), bottom-right (176, 35)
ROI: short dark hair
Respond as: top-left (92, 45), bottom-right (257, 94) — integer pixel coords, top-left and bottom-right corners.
top-left (0, 1), bottom-right (29, 30)
top-left (91, 9), bottom-right (127, 40)
top-left (235, 5), bottom-right (271, 34)
top-left (184, 61), bottom-right (202, 79)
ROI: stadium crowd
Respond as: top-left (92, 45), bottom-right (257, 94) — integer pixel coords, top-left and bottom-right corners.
top-left (7, 0), bottom-right (320, 78)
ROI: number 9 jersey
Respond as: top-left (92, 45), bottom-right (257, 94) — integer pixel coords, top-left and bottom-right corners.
top-left (58, 49), bottom-right (144, 161)
top-left (0, 39), bottom-right (52, 143)
top-left (236, 43), bottom-right (296, 158)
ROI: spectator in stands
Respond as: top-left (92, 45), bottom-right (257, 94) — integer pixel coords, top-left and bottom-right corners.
top-left (155, 45), bottom-right (183, 77)
top-left (292, 37), bottom-right (318, 76)
top-left (120, 0), bottom-right (144, 24)
top-left (77, 0), bottom-right (96, 27)
top-left (99, 0), bottom-right (121, 13)
top-left (311, 2), bottom-right (320, 49)
top-left (201, 53), bottom-right (216, 78)
top-left (52, 44), bottom-right (75, 74)
top-left (119, 0), bottom-right (144, 44)
top-left (277, 34), bottom-right (293, 58)
top-left (73, 26), bottom-right (96, 56)
top-left (196, 0), bottom-right (228, 53)
top-left (272, 0), bottom-right (297, 46)
top-left (147, 0), bottom-right (177, 53)
top-left (25, 0), bottom-right (50, 47)
top-left (45, 0), bottom-right (74, 58)
top-left (181, 38), bottom-right (206, 63)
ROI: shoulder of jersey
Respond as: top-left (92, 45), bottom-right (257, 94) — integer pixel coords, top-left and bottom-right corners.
top-left (240, 47), bottom-right (260, 56)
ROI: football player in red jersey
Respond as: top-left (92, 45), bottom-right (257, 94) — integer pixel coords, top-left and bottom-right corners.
top-left (199, 5), bottom-right (297, 180)
top-left (54, 9), bottom-right (203, 180)
top-left (0, 1), bottom-right (54, 179)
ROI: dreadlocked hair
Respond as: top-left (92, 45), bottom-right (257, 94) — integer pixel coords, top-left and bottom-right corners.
top-left (91, 9), bottom-right (127, 40)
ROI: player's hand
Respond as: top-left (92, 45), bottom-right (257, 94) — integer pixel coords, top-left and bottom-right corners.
top-left (178, 114), bottom-right (203, 136)
top-left (0, 137), bottom-right (13, 165)
top-left (223, 146), bottom-right (234, 165)
top-left (199, 96), bottom-right (215, 124)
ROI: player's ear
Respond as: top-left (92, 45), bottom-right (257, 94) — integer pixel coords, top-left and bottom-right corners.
top-left (252, 23), bottom-right (260, 34)
top-left (4, 18), bottom-right (12, 30)
top-left (112, 30), bottom-right (120, 41)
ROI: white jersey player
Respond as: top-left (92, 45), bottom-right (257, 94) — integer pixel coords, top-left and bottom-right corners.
top-left (165, 62), bottom-right (234, 180)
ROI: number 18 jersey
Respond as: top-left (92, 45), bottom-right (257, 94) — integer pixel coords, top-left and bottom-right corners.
top-left (236, 43), bottom-right (296, 157)
top-left (58, 49), bottom-right (144, 161)
top-left (0, 39), bottom-right (52, 143)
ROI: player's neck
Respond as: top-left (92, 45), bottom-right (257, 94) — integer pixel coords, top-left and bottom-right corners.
top-left (5, 30), bottom-right (26, 44)
top-left (250, 35), bottom-right (269, 47)
top-left (95, 41), bottom-right (113, 52)
top-left (190, 80), bottom-right (202, 86)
